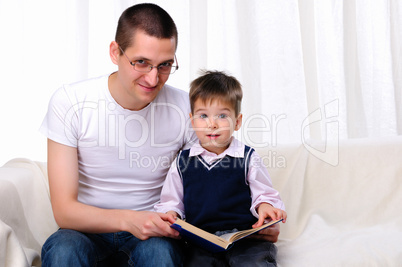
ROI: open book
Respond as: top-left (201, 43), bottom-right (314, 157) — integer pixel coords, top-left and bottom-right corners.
top-left (170, 218), bottom-right (282, 253)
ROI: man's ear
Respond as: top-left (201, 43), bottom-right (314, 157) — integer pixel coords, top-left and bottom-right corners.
top-left (110, 41), bottom-right (120, 65)
top-left (235, 113), bottom-right (242, 131)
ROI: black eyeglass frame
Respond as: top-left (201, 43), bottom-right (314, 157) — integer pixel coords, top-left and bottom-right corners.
top-left (119, 46), bottom-right (179, 75)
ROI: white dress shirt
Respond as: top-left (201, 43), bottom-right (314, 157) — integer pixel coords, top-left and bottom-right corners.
top-left (154, 137), bottom-right (285, 220)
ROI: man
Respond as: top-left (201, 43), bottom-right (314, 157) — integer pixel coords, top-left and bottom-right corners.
top-left (40, 3), bottom-right (280, 266)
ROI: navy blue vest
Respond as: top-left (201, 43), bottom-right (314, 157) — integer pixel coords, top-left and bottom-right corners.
top-left (177, 146), bottom-right (256, 233)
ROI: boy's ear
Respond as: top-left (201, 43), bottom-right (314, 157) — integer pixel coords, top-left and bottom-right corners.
top-left (110, 41), bottom-right (120, 65)
top-left (235, 113), bottom-right (242, 131)
top-left (189, 112), bottom-right (194, 126)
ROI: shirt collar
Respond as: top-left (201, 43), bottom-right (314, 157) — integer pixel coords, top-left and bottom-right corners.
top-left (189, 137), bottom-right (245, 159)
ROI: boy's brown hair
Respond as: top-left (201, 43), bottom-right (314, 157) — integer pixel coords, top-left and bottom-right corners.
top-left (189, 70), bottom-right (243, 116)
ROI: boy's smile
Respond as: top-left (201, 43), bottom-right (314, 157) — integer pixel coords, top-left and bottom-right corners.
top-left (206, 134), bottom-right (220, 139)
top-left (190, 98), bottom-right (242, 155)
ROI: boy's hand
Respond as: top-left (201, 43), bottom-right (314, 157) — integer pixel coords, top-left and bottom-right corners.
top-left (166, 211), bottom-right (179, 221)
top-left (252, 203), bottom-right (287, 228)
top-left (250, 223), bottom-right (280, 242)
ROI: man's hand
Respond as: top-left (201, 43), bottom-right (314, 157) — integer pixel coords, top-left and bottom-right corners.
top-left (123, 210), bottom-right (180, 240)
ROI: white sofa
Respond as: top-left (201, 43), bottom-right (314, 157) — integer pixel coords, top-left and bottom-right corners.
top-left (1, 136), bottom-right (402, 266)
top-left (0, 158), bottom-right (57, 267)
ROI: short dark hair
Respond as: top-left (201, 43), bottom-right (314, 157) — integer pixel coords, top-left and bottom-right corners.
top-left (190, 70), bottom-right (243, 116)
top-left (115, 3), bottom-right (178, 52)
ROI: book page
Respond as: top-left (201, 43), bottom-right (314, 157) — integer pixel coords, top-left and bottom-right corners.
top-left (173, 219), bottom-right (230, 247)
top-left (219, 231), bottom-right (238, 242)
top-left (220, 219), bottom-right (283, 243)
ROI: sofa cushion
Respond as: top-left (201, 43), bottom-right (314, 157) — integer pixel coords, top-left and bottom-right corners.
top-left (256, 136), bottom-right (402, 265)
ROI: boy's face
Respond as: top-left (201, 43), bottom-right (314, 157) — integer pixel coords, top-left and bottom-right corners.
top-left (110, 30), bottom-right (176, 110)
top-left (190, 98), bottom-right (242, 155)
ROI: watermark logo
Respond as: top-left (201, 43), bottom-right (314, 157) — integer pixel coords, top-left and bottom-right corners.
top-left (241, 114), bottom-right (287, 148)
top-left (62, 98), bottom-right (339, 168)
top-left (301, 99), bottom-right (339, 166)
top-left (63, 100), bottom-right (191, 160)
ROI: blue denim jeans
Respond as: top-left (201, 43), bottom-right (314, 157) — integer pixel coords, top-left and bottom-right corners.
top-left (184, 239), bottom-right (277, 267)
top-left (41, 229), bottom-right (183, 267)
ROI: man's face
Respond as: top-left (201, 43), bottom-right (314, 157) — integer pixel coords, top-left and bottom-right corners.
top-left (111, 30), bottom-right (177, 110)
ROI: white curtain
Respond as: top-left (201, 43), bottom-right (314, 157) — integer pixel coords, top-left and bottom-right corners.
top-left (186, 0), bottom-right (402, 146)
top-left (0, 0), bottom-right (401, 164)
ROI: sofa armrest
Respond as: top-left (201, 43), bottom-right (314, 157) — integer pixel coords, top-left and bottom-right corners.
top-left (0, 158), bottom-right (58, 266)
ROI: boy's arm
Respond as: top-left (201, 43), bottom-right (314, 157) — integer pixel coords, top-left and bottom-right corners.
top-left (154, 158), bottom-right (185, 219)
top-left (247, 150), bottom-right (286, 218)
top-left (48, 139), bottom-right (179, 240)
top-left (246, 150), bottom-right (286, 241)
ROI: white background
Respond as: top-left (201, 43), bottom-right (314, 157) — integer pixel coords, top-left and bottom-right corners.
top-left (0, 0), bottom-right (401, 165)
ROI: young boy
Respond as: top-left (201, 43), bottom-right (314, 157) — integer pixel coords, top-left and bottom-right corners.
top-left (155, 70), bottom-right (287, 266)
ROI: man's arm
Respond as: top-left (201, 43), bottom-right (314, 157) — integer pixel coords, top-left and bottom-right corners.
top-left (47, 139), bottom-right (179, 240)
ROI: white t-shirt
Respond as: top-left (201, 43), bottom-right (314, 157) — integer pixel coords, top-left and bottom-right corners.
top-left (40, 74), bottom-right (196, 211)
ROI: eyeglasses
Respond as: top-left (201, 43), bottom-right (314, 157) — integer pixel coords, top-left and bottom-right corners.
top-left (119, 46), bottom-right (179, 75)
